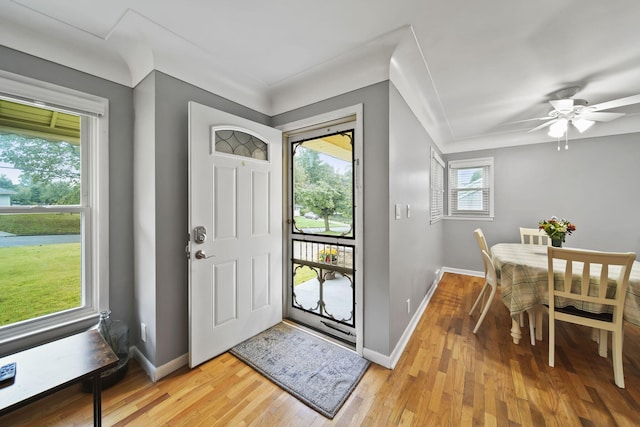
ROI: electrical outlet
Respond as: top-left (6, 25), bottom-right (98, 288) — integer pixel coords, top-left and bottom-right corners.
top-left (406, 298), bottom-right (411, 314)
top-left (140, 323), bottom-right (147, 342)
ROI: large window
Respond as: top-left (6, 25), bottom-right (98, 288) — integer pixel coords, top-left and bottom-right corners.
top-left (448, 157), bottom-right (493, 218)
top-left (0, 71), bottom-right (108, 343)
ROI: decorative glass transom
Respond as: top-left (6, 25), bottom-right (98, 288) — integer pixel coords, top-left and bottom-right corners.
top-left (214, 129), bottom-right (268, 160)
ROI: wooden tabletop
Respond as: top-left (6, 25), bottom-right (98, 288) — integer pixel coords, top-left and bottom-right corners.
top-left (0, 329), bottom-right (119, 413)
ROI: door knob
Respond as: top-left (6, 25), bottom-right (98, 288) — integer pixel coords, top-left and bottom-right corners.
top-left (195, 250), bottom-right (208, 260)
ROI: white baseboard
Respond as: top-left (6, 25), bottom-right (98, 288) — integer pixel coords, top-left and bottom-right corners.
top-left (132, 347), bottom-right (188, 382)
top-left (364, 269), bottom-right (444, 369)
top-left (442, 266), bottom-right (483, 278)
top-left (131, 269), bottom-right (479, 378)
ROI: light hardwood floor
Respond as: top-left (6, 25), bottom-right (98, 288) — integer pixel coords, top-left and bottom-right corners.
top-left (2, 272), bottom-right (640, 426)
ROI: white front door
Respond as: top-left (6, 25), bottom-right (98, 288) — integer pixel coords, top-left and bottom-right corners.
top-left (188, 102), bottom-right (282, 367)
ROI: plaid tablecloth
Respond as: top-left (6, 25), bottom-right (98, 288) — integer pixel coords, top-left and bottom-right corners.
top-left (491, 243), bottom-right (640, 326)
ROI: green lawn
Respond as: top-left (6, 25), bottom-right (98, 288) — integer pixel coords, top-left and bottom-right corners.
top-left (293, 216), bottom-right (349, 229)
top-left (0, 213), bottom-right (80, 235)
top-left (0, 243), bottom-right (81, 326)
top-left (293, 264), bottom-right (318, 286)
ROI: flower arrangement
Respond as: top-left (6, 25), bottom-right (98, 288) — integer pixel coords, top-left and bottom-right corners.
top-left (539, 216), bottom-right (576, 246)
top-left (318, 248), bottom-right (338, 263)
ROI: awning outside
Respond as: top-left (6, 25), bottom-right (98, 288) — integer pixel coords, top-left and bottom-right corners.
top-left (0, 99), bottom-right (80, 144)
top-left (302, 133), bottom-right (352, 162)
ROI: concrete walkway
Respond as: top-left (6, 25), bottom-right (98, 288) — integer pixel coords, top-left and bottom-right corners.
top-left (0, 234), bottom-right (81, 247)
top-left (294, 274), bottom-right (353, 322)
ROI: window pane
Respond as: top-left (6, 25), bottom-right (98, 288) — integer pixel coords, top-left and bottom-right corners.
top-left (456, 167), bottom-right (484, 189)
top-left (0, 99), bottom-right (85, 330)
top-left (448, 157), bottom-right (494, 218)
top-left (0, 213), bottom-right (82, 327)
top-left (0, 128), bottom-right (81, 206)
top-left (292, 130), bottom-right (354, 238)
top-left (214, 129), bottom-right (268, 160)
top-left (456, 189), bottom-right (484, 210)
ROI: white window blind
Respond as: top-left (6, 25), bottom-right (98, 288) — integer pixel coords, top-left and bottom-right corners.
top-left (430, 148), bottom-right (445, 223)
top-left (448, 157), bottom-right (494, 218)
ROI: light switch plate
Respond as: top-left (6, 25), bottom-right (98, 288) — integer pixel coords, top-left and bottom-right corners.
top-left (407, 204), bottom-right (411, 218)
top-left (395, 203), bottom-right (401, 219)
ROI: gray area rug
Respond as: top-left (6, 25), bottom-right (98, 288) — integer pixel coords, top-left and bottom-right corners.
top-left (230, 322), bottom-right (370, 419)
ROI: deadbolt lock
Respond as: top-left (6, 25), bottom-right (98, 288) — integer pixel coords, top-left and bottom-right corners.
top-left (193, 226), bottom-right (207, 244)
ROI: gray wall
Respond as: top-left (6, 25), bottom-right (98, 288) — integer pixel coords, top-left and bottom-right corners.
top-left (272, 81), bottom-right (445, 356)
top-left (272, 82), bottom-right (394, 355)
top-left (443, 133), bottom-right (640, 272)
top-left (133, 71), bottom-right (270, 366)
top-left (388, 84), bottom-right (443, 349)
top-left (0, 46), bottom-right (134, 351)
top-left (133, 73), bottom-right (157, 362)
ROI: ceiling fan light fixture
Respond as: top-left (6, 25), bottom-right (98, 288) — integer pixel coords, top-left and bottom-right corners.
top-left (548, 118), bottom-right (568, 138)
top-left (572, 118), bottom-right (595, 133)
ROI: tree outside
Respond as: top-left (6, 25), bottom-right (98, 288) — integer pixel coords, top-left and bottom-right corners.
top-left (293, 144), bottom-right (353, 235)
top-left (0, 133), bottom-right (80, 205)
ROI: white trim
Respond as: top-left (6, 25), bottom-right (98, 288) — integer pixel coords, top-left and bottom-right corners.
top-left (132, 347), bottom-right (189, 382)
top-left (364, 268), bottom-right (443, 369)
top-left (447, 157), bottom-right (494, 169)
top-left (431, 147), bottom-right (445, 168)
top-left (442, 266), bottom-right (484, 278)
top-left (0, 70), bottom-right (107, 115)
top-left (0, 72), bottom-right (109, 345)
top-left (277, 104), bottom-right (364, 356)
top-left (447, 156), bottom-right (494, 218)
top-left (444, 216), bottom-right (494, 221)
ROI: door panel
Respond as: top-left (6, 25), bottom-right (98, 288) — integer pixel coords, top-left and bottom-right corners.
top-left (188, 102), bottom-right (282, 367)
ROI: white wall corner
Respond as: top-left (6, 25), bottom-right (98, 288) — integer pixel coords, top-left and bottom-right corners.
top-left (0, 11), bottom-right (131, 87)
top-left (105, 9), bottom-right (270, 112)
top-left (389, 26), bottom-right (450, 153)
top-left (269, 26), bottom-right (411, 116)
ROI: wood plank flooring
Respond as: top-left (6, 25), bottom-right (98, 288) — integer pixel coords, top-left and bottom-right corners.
top-left (2, 272), bottom-right (640, 426)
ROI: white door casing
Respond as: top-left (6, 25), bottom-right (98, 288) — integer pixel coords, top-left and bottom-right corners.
top-left (188, 102), bottom-right (282, 367)
top-left (277, 104), bottom-right (364, 355)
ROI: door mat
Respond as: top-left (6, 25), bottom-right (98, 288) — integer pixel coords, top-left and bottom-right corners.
top-left (230, 322), bottom-right (370, 419)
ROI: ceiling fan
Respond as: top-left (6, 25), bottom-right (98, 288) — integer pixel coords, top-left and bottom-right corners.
top-left (518, 87), bottom-right (640, 140)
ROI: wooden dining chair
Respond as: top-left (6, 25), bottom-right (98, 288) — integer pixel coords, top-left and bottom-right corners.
top-left (520, 227), bottom-right (550, 246)
top-left (470, 229), bottom-right (536, 341)
top-left (547, 247), bottom-right (636, 388)
top-left (471, 229), bottom-right (537, 342)
top-left (469, 249), bottom-right (498, 334)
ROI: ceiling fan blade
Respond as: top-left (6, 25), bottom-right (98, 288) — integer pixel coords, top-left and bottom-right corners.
top-left (581, 111), bottom-right (625, 122)
top-left (528, 119), bottom-right (556, 133)
top-left (549, 99), bottom-right (574, 111)
top-left (589, 94), bottom-right (640, 111)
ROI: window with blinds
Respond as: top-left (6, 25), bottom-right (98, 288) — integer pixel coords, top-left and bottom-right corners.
top-left (430, 148), bottom-right (444, 223)
top-left (448, 157), bottom-right (494, 218)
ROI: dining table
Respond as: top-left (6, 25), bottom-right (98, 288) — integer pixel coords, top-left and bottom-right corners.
top-left (490, 243), bottom-right (640, 345)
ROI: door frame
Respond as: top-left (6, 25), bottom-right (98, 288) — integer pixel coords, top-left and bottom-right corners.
top-left (276, 104), bottom-right (364, 355)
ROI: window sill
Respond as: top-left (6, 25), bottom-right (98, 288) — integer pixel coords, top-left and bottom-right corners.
top-left (0, 309), bottom-right (99, 355)
top-left (444, 216), bottom-right (494, 221)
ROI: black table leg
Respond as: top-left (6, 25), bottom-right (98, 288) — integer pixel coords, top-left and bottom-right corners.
top-left (92, 372), bottom-right (102, 427)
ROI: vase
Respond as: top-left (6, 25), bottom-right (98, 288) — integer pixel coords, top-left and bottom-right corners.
top-left (551, 239), bottom-right (562, 248)
top-left (82, 310), bottom-right (130, 392)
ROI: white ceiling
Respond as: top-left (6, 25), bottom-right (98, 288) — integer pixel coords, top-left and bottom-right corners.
top-left (2, 0), bottom-right (640, 153)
